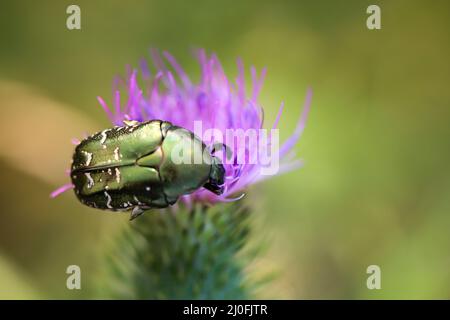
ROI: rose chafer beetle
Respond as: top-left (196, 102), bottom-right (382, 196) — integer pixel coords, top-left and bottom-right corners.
top-left (71, 120), bottom-right (225, 220)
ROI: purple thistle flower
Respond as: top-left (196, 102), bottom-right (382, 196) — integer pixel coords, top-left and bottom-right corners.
top-left (52, 49), bottom-right (311, 204)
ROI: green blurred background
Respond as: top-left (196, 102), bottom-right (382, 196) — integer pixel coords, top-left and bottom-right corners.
top-left (0, 0), bottom-right (449, 299)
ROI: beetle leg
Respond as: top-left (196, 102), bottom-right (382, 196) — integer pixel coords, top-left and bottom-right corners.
top-left (130, 206), bottom-right (148, 220)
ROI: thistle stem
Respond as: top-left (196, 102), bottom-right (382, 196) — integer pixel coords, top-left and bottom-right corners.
top-left (100, 202), bottom-right (253, 299)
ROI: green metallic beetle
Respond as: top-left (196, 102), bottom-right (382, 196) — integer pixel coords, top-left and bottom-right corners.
top-left (70, 120), bottom-right (225, 220)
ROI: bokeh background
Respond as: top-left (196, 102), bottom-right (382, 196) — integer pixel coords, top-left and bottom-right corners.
top-left (0, 0), bottom-right (449, 299)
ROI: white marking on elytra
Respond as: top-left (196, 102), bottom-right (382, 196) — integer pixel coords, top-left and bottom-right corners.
top-left (85, 173), bottom-right (94, 188)
top-left (113, 147), bottom-right (120, 161)
top-left (99, 129), bottom-right (109, 145)
top-left (107, 168), bottom-right (112, 175)
top-left (81, 151), bottom-right (93, 166)
top-left (145, 186), bottom-right (151, 191)
top-left (104, 191), bottom-right (113, 209)
top-left (123, 120), bottom-right (139, 127)
top-left (115, 168), bottom-right (121, 183)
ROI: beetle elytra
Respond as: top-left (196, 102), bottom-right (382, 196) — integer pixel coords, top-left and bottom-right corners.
top-left (71, 120), bottom-right (225, 220)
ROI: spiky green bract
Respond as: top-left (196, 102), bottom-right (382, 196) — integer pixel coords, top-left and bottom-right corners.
top-left (100, 202), bottom-right (255, 299)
